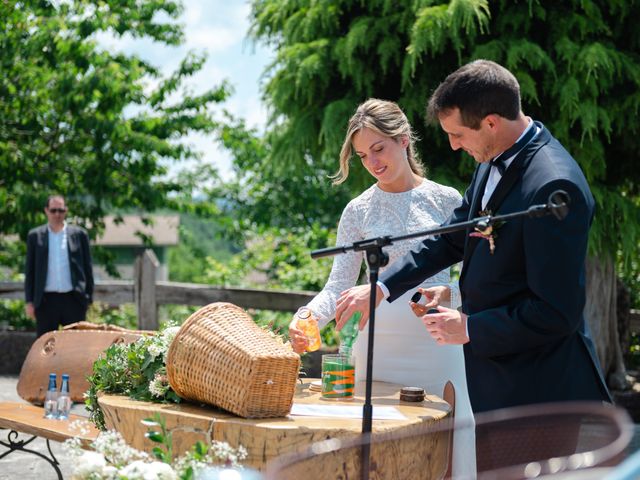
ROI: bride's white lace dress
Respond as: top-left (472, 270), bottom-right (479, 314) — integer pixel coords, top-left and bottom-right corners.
top-left (307, 178), bottom-right (476, 479)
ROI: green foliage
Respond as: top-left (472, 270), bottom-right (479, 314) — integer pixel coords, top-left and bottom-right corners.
top-left (159, 304), bottom-right (199, 327)
top-left (628, 333), bottom-right (640, 370)
top-left (0, 237), bottom-right (25, 279)
top-left (85, 324), bottom-right (182, 430)
top-left (144, 414), bottom-right (174, 464)
top-left (0, 0), bottom-right (229, 247)
top-left (0, 299), bottom-right (195, 332)
top-left (248, 0), bottom-right (640, 298)
top-left (248, 0), bottom-right (490, 191)
top-left (142, 414), bottom-right (247, 478)
top-left (168, 212), bottom-right (240, 283)
top-left (199, 224), bottom-right (334, 291)
top-left (212, 113), bottom-right (350, 232)
top-left (194, 223), bottom-right (337, 345)
top-left (86, 302), bottom-right (138, 330)
top-left (407, 0), bottom-right (491, 68)
top-left (0, 299), bottom-right (34, 331)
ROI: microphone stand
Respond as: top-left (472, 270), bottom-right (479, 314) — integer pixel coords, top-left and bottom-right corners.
top-left (310, 191), bottom-right (569, 480)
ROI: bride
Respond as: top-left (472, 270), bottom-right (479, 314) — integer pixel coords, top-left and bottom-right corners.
top-left (289, 98), bottom-right (476, 479)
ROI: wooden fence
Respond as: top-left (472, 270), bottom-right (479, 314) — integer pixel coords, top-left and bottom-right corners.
top-left (1, 250), bottom-right (316, 330)
top-left (4, 249), bottom-right (640, 331)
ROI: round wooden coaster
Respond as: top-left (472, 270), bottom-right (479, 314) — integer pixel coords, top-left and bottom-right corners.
top-left (309, 380), bottom-right (322, 392)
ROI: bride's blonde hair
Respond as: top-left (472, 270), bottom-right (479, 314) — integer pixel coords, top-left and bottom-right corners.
top-left (332, 98), bottom-right (423, 185)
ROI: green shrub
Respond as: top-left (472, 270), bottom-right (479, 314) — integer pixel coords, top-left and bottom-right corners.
top-left (0, 300), bottom-right (35, 331)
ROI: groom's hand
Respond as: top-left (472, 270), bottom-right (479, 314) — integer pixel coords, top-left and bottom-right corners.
top-left (422, 306), bottom-right (469, 345)
top-left (409, 285), bottom-right (450, 316)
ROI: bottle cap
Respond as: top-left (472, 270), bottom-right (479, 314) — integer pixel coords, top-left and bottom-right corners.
top-left (399, 386), bottom-right (425, 402)
top-left (49, 373), bottom-right (56, 378)
top-left (62, 374), bottom-right (69, 380)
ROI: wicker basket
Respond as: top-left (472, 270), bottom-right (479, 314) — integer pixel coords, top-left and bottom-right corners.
top-left (166, 302), bottom-right (300, 418)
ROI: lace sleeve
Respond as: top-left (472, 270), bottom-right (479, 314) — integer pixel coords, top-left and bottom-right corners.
top-left (307, 200), bottom-right (364, 328)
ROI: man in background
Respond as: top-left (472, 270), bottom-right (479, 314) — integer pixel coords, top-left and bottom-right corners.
top-left (25, 195), bottom-right (94, 337)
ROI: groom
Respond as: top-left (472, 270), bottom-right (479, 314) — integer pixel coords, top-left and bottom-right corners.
top-left (336, 60), bottom-right (611, 413)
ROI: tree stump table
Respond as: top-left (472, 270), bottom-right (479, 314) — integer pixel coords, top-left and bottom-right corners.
top-left (98, 380), bottom-right (451, 477)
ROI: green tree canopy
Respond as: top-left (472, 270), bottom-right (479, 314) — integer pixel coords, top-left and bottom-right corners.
top-left (211, 112), bottom-right (351, 233)
top-left (0, 0), bottom-right (228, 241)
top-left (248, 0), bottom-right (640, 280)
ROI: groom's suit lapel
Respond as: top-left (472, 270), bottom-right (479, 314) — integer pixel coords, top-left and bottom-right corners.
top-left (460, 122), bottom-right (550, 282)
top-left (462, 163), bottom-right (491, 264)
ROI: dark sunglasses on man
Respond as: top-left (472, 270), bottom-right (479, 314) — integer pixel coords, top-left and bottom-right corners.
top-left (47, 208), bottom-right (67, 214)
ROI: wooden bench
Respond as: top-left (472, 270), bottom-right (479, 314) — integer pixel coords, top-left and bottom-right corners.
top-left (0, 325), bottom-right (147, 479)
top-left (0, 402), bottom-right (100, 479)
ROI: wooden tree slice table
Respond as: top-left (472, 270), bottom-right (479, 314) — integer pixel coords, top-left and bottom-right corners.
top-left (98, 380), bottom-right (451, 477)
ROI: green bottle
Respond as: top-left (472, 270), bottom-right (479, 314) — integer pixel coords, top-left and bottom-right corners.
top-left (338, 311), bottom-right (361, 356)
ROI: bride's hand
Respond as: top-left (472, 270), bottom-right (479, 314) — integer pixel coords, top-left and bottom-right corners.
top-left (288, 317), bottom-right (308, 354)
top-left (409, 285), bottom-right (451, 316)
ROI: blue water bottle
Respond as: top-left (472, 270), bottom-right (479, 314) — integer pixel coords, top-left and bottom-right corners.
top-left (56, 374), bottom-right (71, 420)
top-left (43, 373), bottom-right (58, 419)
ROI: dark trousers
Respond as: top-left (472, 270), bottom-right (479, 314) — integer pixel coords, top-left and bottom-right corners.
top-left (35, 292), bottom-right (88, 337)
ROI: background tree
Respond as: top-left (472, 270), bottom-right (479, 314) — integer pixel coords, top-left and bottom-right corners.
top-left (212, 112), bottom-right (350, 232)
top-left (248, 0), bottom-right (640, 387)
top-left (0, 0), bottom-right (228, 245)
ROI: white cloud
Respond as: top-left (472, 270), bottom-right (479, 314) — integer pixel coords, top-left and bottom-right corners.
top-left (188, 27), bottom-right (238, 52)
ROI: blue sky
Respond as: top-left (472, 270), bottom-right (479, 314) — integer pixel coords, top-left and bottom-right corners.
top-left (96, 0), bottom-right (274, 179)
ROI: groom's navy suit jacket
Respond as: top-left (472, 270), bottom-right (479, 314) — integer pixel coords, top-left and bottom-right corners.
top-left (380, 122), bottom-right (611, 413)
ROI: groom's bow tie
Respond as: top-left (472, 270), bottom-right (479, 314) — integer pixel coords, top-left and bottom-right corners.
top-left (490, 157), bottom-right (507, 175)
top-left (490, 124), bottom-right (537, 175)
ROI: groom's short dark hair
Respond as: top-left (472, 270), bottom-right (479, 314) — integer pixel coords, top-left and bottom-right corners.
top-left (427, 60), bottom-right (522, 129)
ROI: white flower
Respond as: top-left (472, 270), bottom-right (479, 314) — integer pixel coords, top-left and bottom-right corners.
top-left (147, 462), bottom-right (178, 479)
top-left (92, 430), bottom-right (148, 467)
top-left (63, 436), bottom-right (83, 457)
top-left (148, 342), bottom-right (164, 360)
top-left (173, 455), bottom-right (208, 478)
top-left (102, 466), bottom-right (119, 478)
top-left (162, 326), bottom-right (181, 343)
top-left (207, 441), bottom-right (248, 468)
top-left (149, 373), bottom-right (170, 398)
top-left (68, 419), bottom-right (92, 436)
top-left (160, 326), bottom-right (180, 361)
top-left (119, 460), bottom-right (177, 480)
top-left (71, 451), bottom-right (108, 479)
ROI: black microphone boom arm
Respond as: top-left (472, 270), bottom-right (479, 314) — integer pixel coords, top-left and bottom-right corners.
top-left (309, 188), bottom-right (570, 480)
top-left (311, 190), bottom-right (571, 259)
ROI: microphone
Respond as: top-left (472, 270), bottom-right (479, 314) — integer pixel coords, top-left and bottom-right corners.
top-left (547, 190), bottom-right (570, 220)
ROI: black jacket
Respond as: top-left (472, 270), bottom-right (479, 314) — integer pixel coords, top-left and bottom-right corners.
top-left (25, 224), bottom-right (94, 308)
top-left (380, 122), bottom-right (611, 412)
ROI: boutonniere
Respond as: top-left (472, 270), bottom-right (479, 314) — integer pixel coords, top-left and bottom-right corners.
top-left (469, 210), bottom-right (504, 255)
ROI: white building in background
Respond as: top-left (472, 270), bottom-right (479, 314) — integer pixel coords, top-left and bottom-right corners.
top-left (93, 215), bottom-right (180, 281)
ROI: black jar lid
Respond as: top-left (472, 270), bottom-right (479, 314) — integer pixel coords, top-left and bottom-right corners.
top-left (399, 386), bottom-right (425, 402)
